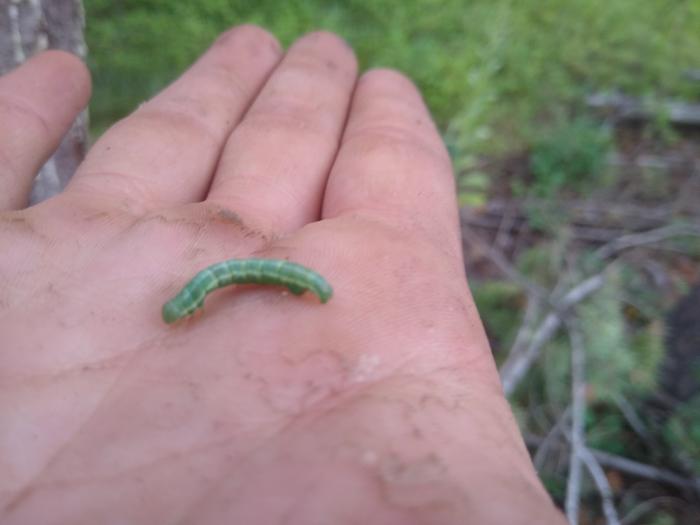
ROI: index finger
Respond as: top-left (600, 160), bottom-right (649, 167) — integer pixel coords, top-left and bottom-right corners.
top-left (321, 69), bottom-right (460, 248)
top-left (0, 51), bottom-right (90, 210)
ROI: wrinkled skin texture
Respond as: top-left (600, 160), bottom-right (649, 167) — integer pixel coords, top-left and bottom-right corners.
top-left (0, 27), bottom-right (566, 524)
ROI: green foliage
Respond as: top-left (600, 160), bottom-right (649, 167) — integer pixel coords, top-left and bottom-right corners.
top-left (515, 241), bottom-right (568, 288)
top-left (470, 280), bottom-right (523, 355)
top-left (540, 474), bottom-right (567, 502)
top-left (578, 296), bottom-right (629, 400)
top-left (528, 118), bottom-right (612, 198)
top-left (646, 513), bottom-right (676, 525)
top-left (515, 117), bottom-right (612, 231)
top-left (520, 200), bottom-right (571, 234)
top-left (457, 170), bottom-right (490, 208)
top-left (516, 268), bottom-right (667, 447)
top-left (628, 323), bottom-right (665, 391)
top-left (664, 394), bottom-right (700, 473)
top-left (509, 266), bottom-right (663, 412)
top-left (579, 271), bottom-right (663, 401)
top-left (85, 0), bottom-right (700, 153)
top-left (617, 265), bottom-right (667, 320)
top-left (585, 410), bottom-right (628, 455)
top-left (540, 339), bottom-right (571, 410)
top-left (685, 237), bottom-right (700, 259)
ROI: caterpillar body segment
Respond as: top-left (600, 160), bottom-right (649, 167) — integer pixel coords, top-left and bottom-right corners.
top-left (162, 259), bottom-right (333, 324)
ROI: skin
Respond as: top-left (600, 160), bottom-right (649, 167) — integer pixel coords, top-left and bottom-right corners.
top-left (0, 27), bottom-right (567, 524)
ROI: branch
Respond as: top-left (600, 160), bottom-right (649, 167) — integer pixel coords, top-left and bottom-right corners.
top-left (533, 406), bottom-right (570, 470)
top-left (578, 446), bottom-right (621, 525)
top-left (465, 198), bottom-right (691, 232)
top-left (590, 449), bottom-right (700, 493)
top-left (502, 298), bottom-right (542, 371)
top-left (461, 221), bottom-right (546, 300)
top-left (620, 496), bottom-right (685, 525)
top-left (587, 91), bottom-right (700, 127)
top-left (565, 319), bottom-right (587, 525)
top-left (594, 223), bottom-right (700, 260)
top-left (611, 394), bottom-right (653, 447)
top-left (525, 434), bottom-right (700, 493)
top-left (499, 274), bottom-right (605, 396)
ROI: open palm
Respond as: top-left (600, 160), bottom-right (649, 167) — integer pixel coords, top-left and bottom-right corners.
top-left (0, 27), bottom-right (564, 524)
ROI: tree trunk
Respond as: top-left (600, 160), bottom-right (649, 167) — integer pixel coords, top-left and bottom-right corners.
top-left (0, 0), bottom-right (88, 205)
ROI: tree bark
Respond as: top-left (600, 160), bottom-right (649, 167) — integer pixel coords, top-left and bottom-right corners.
top-left (0, 0), bottom-right (88, 205)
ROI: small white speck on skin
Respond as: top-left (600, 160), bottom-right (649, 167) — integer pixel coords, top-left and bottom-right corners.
top-left (351, 353), bottom-right (381, 383)
top-left (361, 449), bottom-right (378, 466)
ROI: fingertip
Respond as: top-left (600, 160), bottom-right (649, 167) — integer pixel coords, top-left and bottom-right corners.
top-left (0, 49), bottom-right (92, 210)
top-left (361, 67), bottom-right (417, 88)
top-left (294, 30), bottom-right (358, 74)
top-left (358, 67), bottom-right (429, 111)
top-left (29, 50), bottom-right (92, 106)
top-left (213, 24), bottom-right (282, 58)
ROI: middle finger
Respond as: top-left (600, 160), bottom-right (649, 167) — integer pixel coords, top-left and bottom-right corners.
top-left (67, 25), bottom-right (282, 213)
top-left (205, 31), bottom-right (357, 234)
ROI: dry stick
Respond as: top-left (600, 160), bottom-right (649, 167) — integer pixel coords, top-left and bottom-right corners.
top-left (587, 91), bottom-right (700, 127)
top-left (620, 496), bottom-right (686, 525)
top-left (463, 211), bottom-right (700, 515)
top-left (611, 394), bottom-right (653, 446)
top-left (565, 319), bottom-right (587, 525)
top-left (505, 299), bottom-right (542, 372)
top-left (494, 204), bottom-right (517, 251)
top-left (524, 434), bottom-right (700, 493)
top-left (463, 198), bottom-right (689, 238)
top-left (499, 222), bottom-right (700, 395)
top-left (461, 222), bottom-right (546, 300)
top-left (466, 212), bottom-right (645, 244)
top-left (499, 274), bottom-right (605, 396)
top-left (578, 446), bottom-right (622, 525)
top-left (590, 449), bottom-right (700, 493)
top-left (463, 204), bottom-right (700, 248)
top-left (461, 221), bottom-right (554, 373)
top-left (533, 406), bottom-right (571, 470)
top-left (594, 223), bottom-right (700, 260)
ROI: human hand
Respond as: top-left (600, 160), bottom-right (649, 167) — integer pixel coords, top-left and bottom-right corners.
top-left (0, 27), bottom-right (565, 524)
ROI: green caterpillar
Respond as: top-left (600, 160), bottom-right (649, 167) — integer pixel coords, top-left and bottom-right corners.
top-left (162, 258), bottom-right (333, 324)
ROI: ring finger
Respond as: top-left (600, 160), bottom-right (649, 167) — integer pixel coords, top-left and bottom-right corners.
top-left (205, 31), bottom-right (357, 234)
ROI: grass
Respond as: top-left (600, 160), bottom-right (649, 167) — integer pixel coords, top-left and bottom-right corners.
top-left (85, 0), bottom-right (700, 155)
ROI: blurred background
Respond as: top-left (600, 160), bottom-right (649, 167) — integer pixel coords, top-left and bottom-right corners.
top-left (12, 1), bottom-right (700, 523)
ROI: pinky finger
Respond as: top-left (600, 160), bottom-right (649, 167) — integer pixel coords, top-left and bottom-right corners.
top-left (0, 50), bottom-right (91, 210)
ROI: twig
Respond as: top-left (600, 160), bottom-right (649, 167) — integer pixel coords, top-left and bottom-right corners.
top-left (533, 406), bottom-right (571, 470)
top-left (461, 221), bottom-right (546, 300)
top-left (471, 198), bottom-right (692, 231)
top-left (578, 446), bottom-right (621, 525)
top-left (612, 394), bottom-right (653, 446)
top-left (502, 297), bottom-right (542, 368)
top-left (462, 211), bottom-right (629, 242)
top-left (620, 496), bottom-right (685, 525)
top-left (499, 274), bottom-right (605, 396)
top-left (565, 319), bottom-right (587, 525)
top-left (494, 204), bottom-right (516, 251)
top-left (594, 223), bottom-right (700, 260)
top-left (524, 434), bottom-right (700, 492)
top-left (590, 449), bottom-right (700, 493)
top-left (587, 91), bottom-right (700, 127)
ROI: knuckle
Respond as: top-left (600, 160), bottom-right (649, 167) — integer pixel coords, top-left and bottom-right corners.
top-left (0, 94), bottom-right (52, 141)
